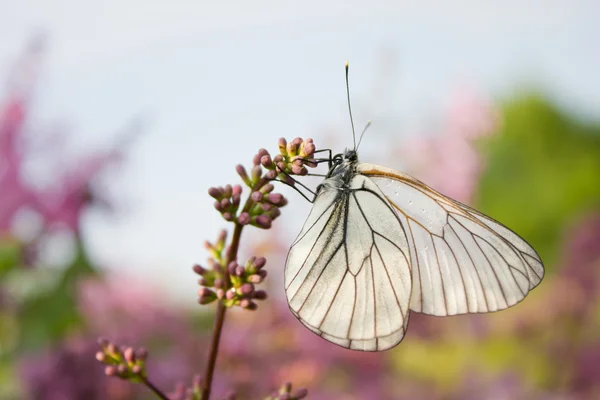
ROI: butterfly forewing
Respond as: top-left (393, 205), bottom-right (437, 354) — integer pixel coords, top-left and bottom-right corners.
top-left (285, 174), bottom-right (412, 351)
top-left (358, 163), bottom-right (544, 317)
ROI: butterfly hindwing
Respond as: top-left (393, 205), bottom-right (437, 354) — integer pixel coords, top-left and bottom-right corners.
top-left (285, 174), bottom-right (412, 351)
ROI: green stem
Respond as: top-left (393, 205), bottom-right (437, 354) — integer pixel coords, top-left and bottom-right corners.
top-left (201, 222), bottom-right (244, 400)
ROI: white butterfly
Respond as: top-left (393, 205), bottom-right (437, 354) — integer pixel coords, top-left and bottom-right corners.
top-left (284, 64), bottom-right (544, 351)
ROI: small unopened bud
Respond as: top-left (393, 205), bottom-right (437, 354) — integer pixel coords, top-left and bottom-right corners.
top-left (254, 257), bottom-right (266, 269)
top-left (208, 187), bottom-right (222, 199)
top-left (105, 366), bottom-right (117, 376)
top-left (226, 289), bottom-right (236, 300)
top-left (261, 154), bottom-right (274, 169)
top-left (223, 184), bottom-right (232, 198)
top-left (117, 364), bottom-right (127, 376)
top-left (193, 264), bottom-right (207, 275)
top-left (235, 265), bottom-right (245, 277)
top-left (253, 290), bottom-right (268, 300)
top-left (251, 191), bottom-right (263, 202)
top-left (258, 269), bottom-right (268, 278)
top-left (216, 289), bottom-right (225, 299)
top-left (268, 193), bottom-right (284, 205)
top-left (248, 274), bottom-right (262, 284)
top-left (291, 164), bottom-right (306, 175)
top-left (220, 198), bottom-right (231, 210)
top-left (136, 348), bottom-right (148, 361)
top-left (214, 278), bottom-right (224, 289)
top-left (251, 165), bottom-right (262, 182)
top-left (255, 214), bottom-right (272, 229)
top-left (278, 138), bottom-right (287, 155)
top-left (222, 212), bottom-right (234, 221)
top-left (265, 170), bottom-right (277, 180)
top-left (123, 347), bottom-right (135, 363)
top-left (106, 343), bottom-right (117, 355)
top-left (270, 208), bottom-right (281, 219)
top-left (131, 365), bottom-right (142, 374)
top-left (294, 388), bottom-right (309, 399)
top-left (228, 261), bottom-right (238, 275)
top-left (259, 184), bottom-right (273, 195)
top-left (240, 299), bottom-right (257, 310)
top-left (235, 165), bottom-right (250, 185)
top-left (95, 352), bottom-right (106, 362)
top-left (239, 283), bottom-right (254, 295)
top-left (238, 212), bottom-right (250, 225)
top-left (282, 382), bottom-right (292, 393)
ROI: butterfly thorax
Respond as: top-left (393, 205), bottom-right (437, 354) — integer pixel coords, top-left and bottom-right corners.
top-left (318, 149), bottom-right (359, 193)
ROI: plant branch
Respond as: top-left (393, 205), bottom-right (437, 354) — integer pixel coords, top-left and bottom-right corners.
top-left (142, 377), bottom-right (170, 400)
top-left (201, 222), bottom-right (244, 400)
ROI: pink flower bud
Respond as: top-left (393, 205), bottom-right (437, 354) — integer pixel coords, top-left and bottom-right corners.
top-left (238, 212), bottom-right (250, 225)
top-left (193, 264), bottom-right (207, 275)
top-left (278, 138), bottom-right (287, 155)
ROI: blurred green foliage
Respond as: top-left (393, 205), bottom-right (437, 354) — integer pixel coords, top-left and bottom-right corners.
top-left (477, 94), bottom-right (600, 270)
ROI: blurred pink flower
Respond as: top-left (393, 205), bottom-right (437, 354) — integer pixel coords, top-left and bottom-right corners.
top-left (402, 86), bottom-right (498, 204)
top-left (0, 37), bottom-right (125, 240)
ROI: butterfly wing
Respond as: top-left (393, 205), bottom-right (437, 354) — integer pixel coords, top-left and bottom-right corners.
top-left (285, 173), bottom-right (412, 351)
top-left (358, 163), bottom-right (544, 316)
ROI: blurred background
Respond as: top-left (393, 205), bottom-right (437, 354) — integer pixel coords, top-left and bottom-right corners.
top-left (1, 1), bottom-right (600, 399)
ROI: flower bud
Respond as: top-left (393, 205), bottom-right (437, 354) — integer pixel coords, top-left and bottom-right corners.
top-left (238, 212), bottom-right (250, 225)
top-left (294, 388), bottom-right (309, 399)
top-left (235, 165), bottom-right (250, 185)
top-left (123, 347), bottom-right (135, 363)
top-left (255, 214), bottom-right (272, 229)
top-left (253, 290), bottom-right (268, 300)
top-left (240, 299), bottom-right (257, 310)
top-left (239, 283), bottom-right (254, 295)
top-left (260, 183), bottom-right (274, 194)
top-left (208, 187), bottom-right (222, 199)
top-left (254, 257), bottom-right (266, 269)
top-left (267, 193), bottom-right (284, 205)
top-left (265, 170), bottom-right (278, 180)
top-left (235, 265), bottom-right (245, 277)
top-left (225, 289), bottom-right (236, 300)
top-left (248, 274), bottom-right (262, 284)
top-left (228, 261), bottom-right (238, 275)
top-left (136, 348), bottom-right (148, 361)
top-left (251, 191), bottom-right (263, 202)
top-left (117, 364), bottom-right (127, 376)
top-left (222, 212), bottom-right (234, 221)
top-left (193, 264), bottom-right (208, 276)
top-left (95, 351), bottom-right (106, 362)
top-left (223, 184), bottom-right (232, 198)
top-left (278, 138), bottom-right (287, 155)
top-left (105, 366), bottom-right (117, 376)
top-left (251, 165), bottom-right (262, 182)
top-left (261, 154), bottom-right (274, 169)
top-left (131, 365), bottom-right (142, 374)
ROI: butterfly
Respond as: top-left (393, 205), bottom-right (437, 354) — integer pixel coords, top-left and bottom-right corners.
top-left (284, 63), bottom-right (544, 351)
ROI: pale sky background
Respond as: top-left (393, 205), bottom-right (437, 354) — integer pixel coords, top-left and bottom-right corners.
top-left (1, 0), bottom-right (599, 303)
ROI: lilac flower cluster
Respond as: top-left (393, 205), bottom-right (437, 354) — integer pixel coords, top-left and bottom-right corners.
top-left (194, 232), bottom-right (268, 310)
top-left (198, 138), bottom-right (316, 312)
top-left (167, 375), bottom-right (202, 400)
top-left (95, 338), bottom-right (149, 382)
top-left (209, 137), bottom-right (315, 229)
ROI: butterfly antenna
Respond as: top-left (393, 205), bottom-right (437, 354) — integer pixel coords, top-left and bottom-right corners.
top-left (356, 120), bottom-right (371, 151)
top-left (345, 61), bottom-right (357, 151)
